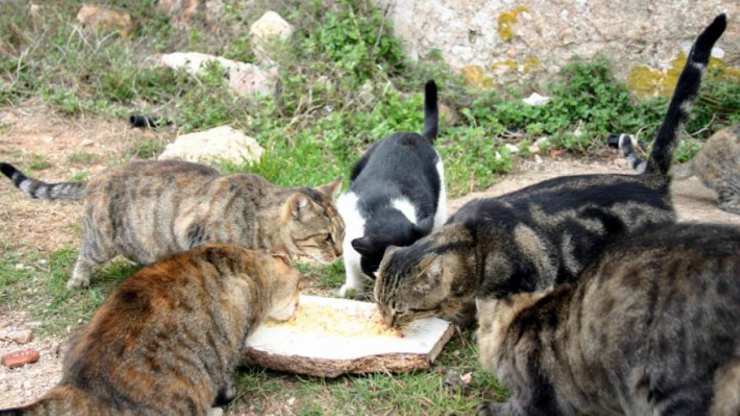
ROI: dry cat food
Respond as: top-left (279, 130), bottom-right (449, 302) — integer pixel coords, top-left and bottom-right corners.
top-left (264, 303), bottom-right (403, 338)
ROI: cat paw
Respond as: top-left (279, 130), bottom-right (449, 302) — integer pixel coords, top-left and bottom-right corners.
top-left (66, 276), bottom-right (90, 290)
top-left (207, 408), bottom-right (224, 416)
top-left (338, 284), bottom-right (362, 298)
top-left (214, 377), bottom-right (236, 406)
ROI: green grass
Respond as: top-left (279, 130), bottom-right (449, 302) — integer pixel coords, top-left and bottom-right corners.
top-left (28, 154), bottom-right (52, 171)
top-left (0, 248), bottom-right (138, 336)
top-left (67, 151), bottom-right (100, 165)
top-left (229, 330), bottom-right (507, 415)
top-left (127, 138), bottom-right (167, 160)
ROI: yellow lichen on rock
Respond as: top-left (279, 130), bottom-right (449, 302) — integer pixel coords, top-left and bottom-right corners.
top-left (462, 65), bottom-right (494, 89)
top-left (497, 6), bottom-right (528, 42)
top-left (628, 53), bottom-right (739, 98)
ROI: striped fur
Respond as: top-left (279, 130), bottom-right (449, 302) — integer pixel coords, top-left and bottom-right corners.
top-left (476, 223), bottom-right (740, 416)
top-left (0, 244), bottom-right (304, 416)
top-left (1, 160), bottom-right (344, 289)
top-left (645, 14), bottom-right (726, 175)
top-left (616, 125), bottom-right (740, 215)
top-left (374, 14), bottom-right (726, 327)
top-left (0, 163), bottom-right (85, 200)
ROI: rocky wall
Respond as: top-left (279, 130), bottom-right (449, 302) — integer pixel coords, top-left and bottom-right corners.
top-left (373, 0), bottom-right (739, 96)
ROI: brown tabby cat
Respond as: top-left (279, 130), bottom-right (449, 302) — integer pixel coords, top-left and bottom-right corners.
top-left (476, 223), bottom-right (740, 416)
top-left (0, 244), bottom-right (304, 416)
top-left (374, 14), bottom-right (726, 327)
top-left (614, 124), bottom-right (740, 214)
top-left (0, 160), bottom-right (344, 289)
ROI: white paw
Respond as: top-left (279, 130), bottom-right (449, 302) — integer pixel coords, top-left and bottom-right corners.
top-left (338, 283), bottom-right (363, 298)
top-left (66, 277), bottom-right (89, 290)
top-left (207, 408), bottom-right (224, 416)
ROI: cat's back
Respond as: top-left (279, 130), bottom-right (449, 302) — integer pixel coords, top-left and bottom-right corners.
top-left (59, 245), bottom-right (255, 415)
top-left (352, 133), bottom-right (439, 187)
top-left (87, 160), bottom-right (219, 192)
top-left (577, 223), bottom-right (740, 414)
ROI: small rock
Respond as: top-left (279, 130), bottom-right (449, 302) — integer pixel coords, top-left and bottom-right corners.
top-left (503, 143), bottom-right (519, 154)
top-left (287, 396), bottom-right (296, 406)
top-left (460, 372), bottom-right (473, 385)
top-left (442, 369), bottom-right (471, 392)
top-left (528, 144), bottom-right (540, 154)
top-left (76, 4), bottom-right (134, 37)
top-left (14, 263), bottom-right (26, 271)
top-left (228, 65), bottom-right (278, 97)
top-left (80, 139), bottom-right (94, 147)
top-left (157, 0), bottom-right (200, 28)
top-left (522, 92), bottom-right (550, 106)
top-left (2, 348), bottom-right (40, 369)
top-left (249, 11), bottom-right (295, 63)
top-left (549, 149), bottom-right (566, 158)
top-left (159, 125), bottom-right (264, 166)
top-left (157, 52), bottom-right (277, 97)
top-left (204, 0), bottom-right (225, 26)
top-left (7, 329), bottom-right (34, 345)
top-left (439, 103), bottom-right (460, 126)
top-left (534, 154), bottom-right (543, 164)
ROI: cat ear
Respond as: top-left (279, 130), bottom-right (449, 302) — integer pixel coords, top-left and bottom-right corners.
top-left (351, 237), bottom-right (376, 256)
top-left (317, 178), bottom-right (342, 199)
top-left (281, 192), bottom-right (311, 221)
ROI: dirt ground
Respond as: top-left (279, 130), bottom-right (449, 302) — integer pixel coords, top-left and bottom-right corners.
top-left (0, 108), bottom-right (738, 411)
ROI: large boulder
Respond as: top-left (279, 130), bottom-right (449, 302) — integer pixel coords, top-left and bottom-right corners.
top-left (76, 4), bottom-right (134, 37)
top-left (159, 125), bottom-right (264, 166)
top-left (157, 52), bottom-right (277, 96)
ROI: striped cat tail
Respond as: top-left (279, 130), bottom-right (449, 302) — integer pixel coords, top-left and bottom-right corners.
top-left (1, 162), bottom-right (86, 200)
top-left (645, 13), bottom-right (727, 175)
top-left (422, 80), bottom-right (439, 142)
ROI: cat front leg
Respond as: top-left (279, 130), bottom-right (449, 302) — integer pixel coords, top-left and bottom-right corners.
top-left (338, 246), bottom-right (365, 298)
top-left (213, 375), bottom-right (236, 407)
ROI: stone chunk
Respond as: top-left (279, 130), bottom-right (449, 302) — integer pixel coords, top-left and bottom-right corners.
top-left (157, 52), bottom-right (277, 96)
top-left (158, 125), bottom-right (264, 166)
top-left (76, 4), bottom-right (134, 37)
top-left (2, 349), bottom-right (40, 369)
top-left (249, 11), bottom-right (294, 63)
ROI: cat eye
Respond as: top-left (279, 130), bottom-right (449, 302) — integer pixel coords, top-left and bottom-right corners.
top-left (325, 234), bottom-right (333, 243)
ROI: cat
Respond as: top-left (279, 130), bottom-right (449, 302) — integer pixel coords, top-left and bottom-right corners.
top-left (0, 159), bottom-right (344, 289)
top-left (0, 244), bottom-right (305, 416)
top-left (611, 124), bottom-right (740, 215)
top-left (337, 80), bottom-right (447, 297)
top-left (476, 222), bottom-right (740, 416)
top-left (374, 14), bottom-right (727, 327)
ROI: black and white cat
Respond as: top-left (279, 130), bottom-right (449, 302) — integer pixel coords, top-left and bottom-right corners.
top-left (337, 81), bottom-right (447, 297)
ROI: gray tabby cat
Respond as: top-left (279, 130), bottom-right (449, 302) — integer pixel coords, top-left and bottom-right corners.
top-left (476, 223), bottom-right (740, 416)
top-left (374, 14), bottom-right (727, 327)
top-left (613, 124), bottom-right (740, 214)
top-left (0, 244), bottom-right (304, 415)
top-left (0, 160), bottom-right (344, 289)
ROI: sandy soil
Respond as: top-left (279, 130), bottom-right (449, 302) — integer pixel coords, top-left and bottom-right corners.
top-left (0, 109), bottom-right (738, 411)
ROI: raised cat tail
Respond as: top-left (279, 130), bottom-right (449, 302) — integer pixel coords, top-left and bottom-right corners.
top-left (1, 163), bottom-right (86, 200)
top-left (645, 13), bottom-right (726, 175)
top-left (422, 80), bottom-right (439, 142)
